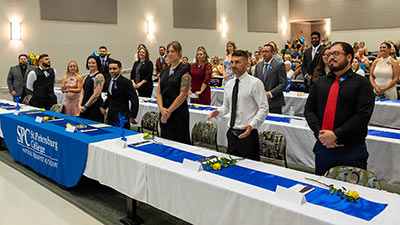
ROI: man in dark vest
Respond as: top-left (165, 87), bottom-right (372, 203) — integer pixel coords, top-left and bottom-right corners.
top-left (26, 54), bottom-right (57, 109)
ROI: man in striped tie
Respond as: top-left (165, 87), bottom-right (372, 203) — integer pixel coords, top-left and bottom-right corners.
top-left (304, 42), bottom-right (375, 175)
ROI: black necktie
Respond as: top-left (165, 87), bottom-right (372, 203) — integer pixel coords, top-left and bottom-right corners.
top-left (110, 80), bottom-right (115, 95)
top-left (230, 79), bottom-right (239, 128)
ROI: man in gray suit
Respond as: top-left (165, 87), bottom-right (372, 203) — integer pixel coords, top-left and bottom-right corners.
top-left (7, 54), bottom-right (35, 102)
top-left (254, 44), bottom-right (287, 114)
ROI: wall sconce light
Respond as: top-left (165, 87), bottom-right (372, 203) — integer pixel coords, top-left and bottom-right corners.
top-left (281, 17), bottom-right (287, 35)
top-left (220, 18), bottom-right (228, 36)
top-left (147, 18), bottom-right (154, 35)
top-left (325, 19), bottom-right (331, 36)
top-left (10, 22), bottom-right (21, 40)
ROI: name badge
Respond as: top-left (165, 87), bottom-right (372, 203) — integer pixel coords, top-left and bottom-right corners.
top-left (182, 158), bottom-right (203, 172)
top-left (65, 125), bottom-right (76, 133)
top-left (35, 116), bottom-right (44, 123)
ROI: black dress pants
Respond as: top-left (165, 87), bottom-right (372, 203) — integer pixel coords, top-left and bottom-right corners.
top-left (313, 140), bottom-right (369, 175)
top-left (227, 128), bottom-right (260, 161)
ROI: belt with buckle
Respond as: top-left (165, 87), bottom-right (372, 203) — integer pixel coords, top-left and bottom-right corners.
top-left (231, 128), bottom-right (245, 136)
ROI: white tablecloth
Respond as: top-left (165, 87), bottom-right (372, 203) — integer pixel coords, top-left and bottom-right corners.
top-left (84, 132), bottom-right (400, 225)
top-left (0, 100), bottom-right (37, 138)
top-left (136, 98), bottom-right (400, 186)
top-left (1, 98), bottom-right (398, 224)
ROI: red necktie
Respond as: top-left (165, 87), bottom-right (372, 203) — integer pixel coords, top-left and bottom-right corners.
top-left (321, 76), bottom-right (340, 130)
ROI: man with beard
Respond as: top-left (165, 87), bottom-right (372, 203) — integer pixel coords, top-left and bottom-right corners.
top-left (302, 31), bottom-right (325, 92)
top-left (208, 50), bottom-right (268, 161)
top-left (7, 54), bottom-right (35, 102)
top-left (26, 54), bottom-right (57, 109)
top-left (304, 42), bottom-right (375, 175)
top-left (155, 46), bottom-right (167, 77)
top-left (98, 46), bottom-right (113, 90)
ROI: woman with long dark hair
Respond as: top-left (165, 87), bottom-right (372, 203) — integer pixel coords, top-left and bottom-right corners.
top-left (79, 55), bottom-right (105, 122)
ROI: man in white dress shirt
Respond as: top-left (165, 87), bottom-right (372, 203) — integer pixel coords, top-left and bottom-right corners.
top-left (208, 50), bottom-right (269, 161)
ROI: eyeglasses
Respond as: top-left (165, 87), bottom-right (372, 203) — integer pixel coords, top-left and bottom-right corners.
top-left (325, 51), bottom-right (346, 58)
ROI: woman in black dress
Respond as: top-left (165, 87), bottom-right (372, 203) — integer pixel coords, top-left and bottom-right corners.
top-left (130, 47), bottom-right (154, 97)
top-left (156, 41), bottom-right (191, 144)
top-left (79, 55), bottom-right (105, 123)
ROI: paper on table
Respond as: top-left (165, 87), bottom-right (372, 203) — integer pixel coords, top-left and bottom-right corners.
top-left (89, 123), bottom-right (112, 128)
top-left (188, 93), bottom-right (199, 99)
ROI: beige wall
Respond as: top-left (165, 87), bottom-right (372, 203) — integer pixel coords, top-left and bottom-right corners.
top-left (0, 0), bottom-right (290, 100)
top-left (290, 22), bottom-right (311, 45)
top-left (331, 28), bottom-right (400, 52)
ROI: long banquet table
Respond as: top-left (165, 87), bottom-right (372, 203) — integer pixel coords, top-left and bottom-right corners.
top-left (0, 99), bottom-right (399, 224)
top-left (84, 128), bottom-right (399, 225)
top-left (136, 98), bottom-right (400, 186)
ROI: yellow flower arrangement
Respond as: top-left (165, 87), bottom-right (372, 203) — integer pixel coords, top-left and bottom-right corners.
top-left (221, 85), bottom-right (224, 88)
top-left (305, 178), bottom-right (360, 203)
top-left (204, 155), bottom-right (242, 171)
top-left (41, 108), bottom-right (45, 112)
top-left (194, 105), bottom-right (199, 109)
top-left (143, 132), bottom-right (163, 144)
top-left (297, 92), bottom-right (302, 96)
top-left (212, 163), bottom-right (221, 170)
top-left (348, 190), bottom-right (360, 200)
top-left (66, 123), bottom-right (72, 127)
top-left (43, 116), bottom-right (49, 121)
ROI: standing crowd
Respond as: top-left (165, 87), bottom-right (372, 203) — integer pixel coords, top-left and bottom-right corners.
top-left (7, 32), bottom-right (400, 175)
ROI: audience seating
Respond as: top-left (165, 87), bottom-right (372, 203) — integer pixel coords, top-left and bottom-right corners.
top-left (259, 131), bottom-right (288, 168)
top-left (191, 120), bottom-right (219, 151)
top-left (324, 166), bottom-right (381, 190)
top-left (140, 111), bottom-right (159, 136)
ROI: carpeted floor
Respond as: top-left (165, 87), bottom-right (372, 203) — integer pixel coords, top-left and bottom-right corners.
top-left (0, 149), bottom-right (190, 225)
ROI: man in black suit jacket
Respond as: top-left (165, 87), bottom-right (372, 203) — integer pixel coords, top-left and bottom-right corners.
top-left (100, 60), bottom-right (139, 129)
top-left (254, 44), bottom-right (287, 114)
top-left (7, 54), bottom-right (35, 102)
top-left (301, 31), bottom-right (325, 92)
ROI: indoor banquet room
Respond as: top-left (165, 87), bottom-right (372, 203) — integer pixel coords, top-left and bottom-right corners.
top-left (2, 0), bottom-right (400, 224)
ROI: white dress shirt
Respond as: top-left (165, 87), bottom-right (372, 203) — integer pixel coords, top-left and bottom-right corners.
top-left (26, 67), bottom-right (57, 92)
top-left (108, 74), bottom-right (121, 94)
top-left (218, 72), bottom-right (269, 130)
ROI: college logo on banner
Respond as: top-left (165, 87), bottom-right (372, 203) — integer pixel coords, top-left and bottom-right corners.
top-left (16, 125), bottom-right (59, 168)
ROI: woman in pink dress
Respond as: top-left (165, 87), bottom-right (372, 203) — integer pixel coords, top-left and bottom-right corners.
top-left (61, 61), bottom-right (83, 116)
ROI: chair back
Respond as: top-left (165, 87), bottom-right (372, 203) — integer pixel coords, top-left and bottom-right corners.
top-left (191, 120), bottom-right (218, 151)
top-left (50, 104), bottom-right (64, 113)
top-left (22, 95), bottom-right (32, 105)
top-left (259, 131), bottom-right (287, 167)
top-left (141, 111), bottom-right (159, 135)
top-left (324, 166), bottom-right (381, 190)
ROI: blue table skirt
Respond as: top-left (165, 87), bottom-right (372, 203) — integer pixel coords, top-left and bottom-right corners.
top-left (0, 111), bottom-right (138, 187)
